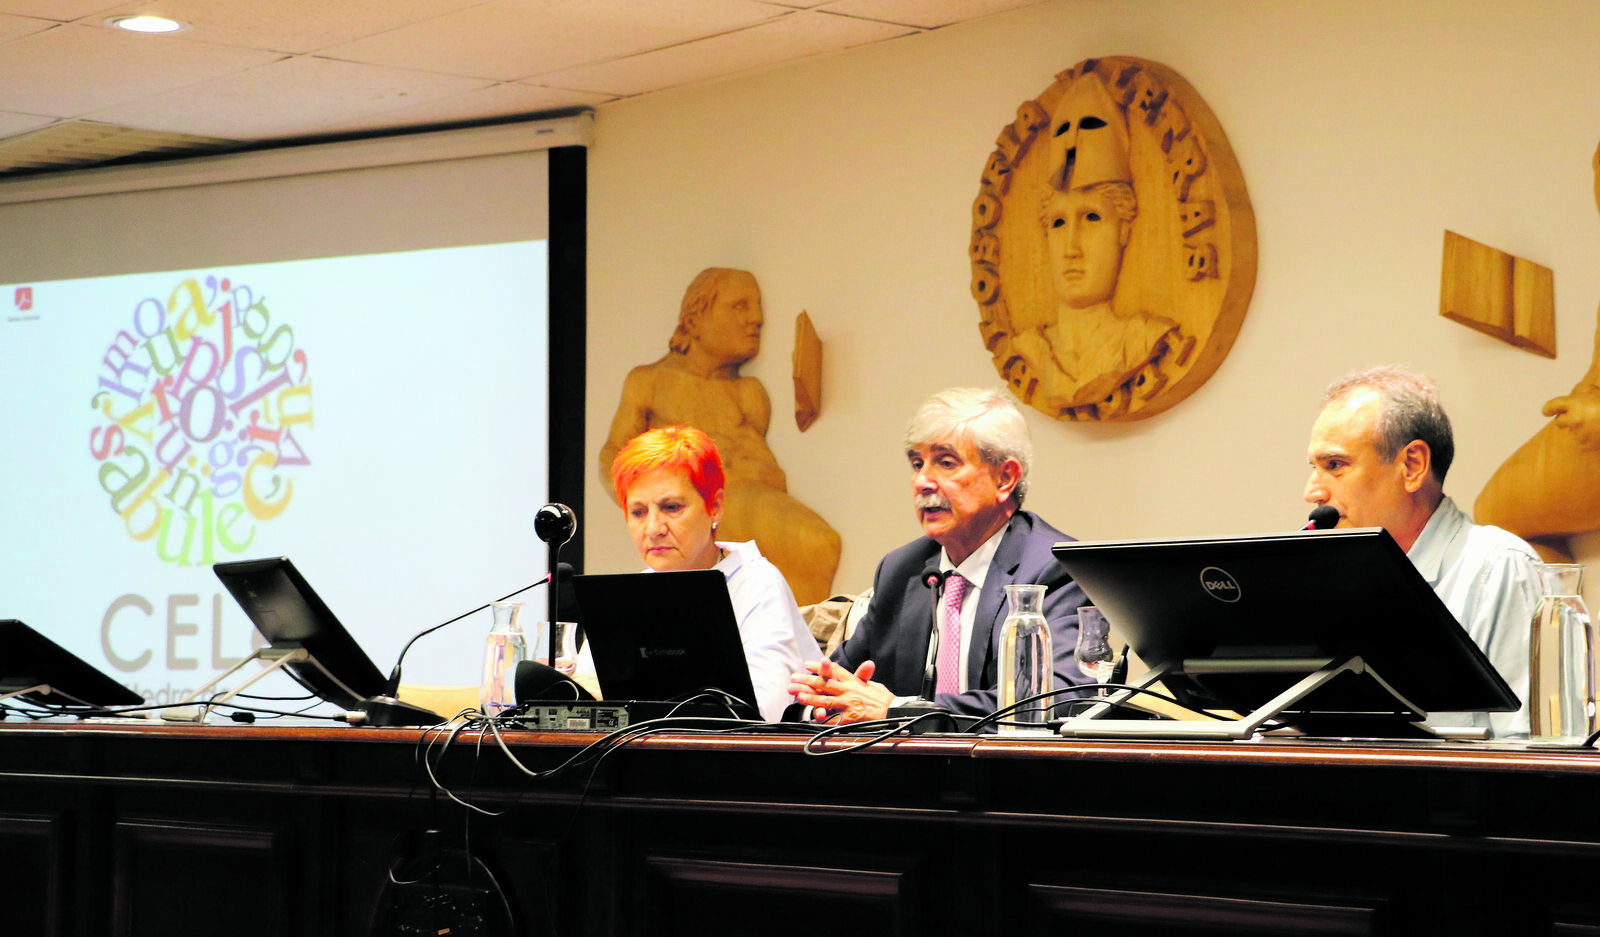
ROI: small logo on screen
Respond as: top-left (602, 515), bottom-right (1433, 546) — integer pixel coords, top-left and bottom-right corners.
top-left (14, 287), bottom-right (32, 311)
top-left (1199, 567), bottom-right (1242, 603)
top-left (639, 647), bottom-right (688, 658)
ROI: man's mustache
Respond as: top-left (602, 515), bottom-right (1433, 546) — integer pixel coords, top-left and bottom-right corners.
top-left (914, 493), bottom-right (951, 511)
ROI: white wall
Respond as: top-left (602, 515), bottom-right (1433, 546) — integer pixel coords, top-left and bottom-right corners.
top-left (584, 0), bottom-right (1600, 603)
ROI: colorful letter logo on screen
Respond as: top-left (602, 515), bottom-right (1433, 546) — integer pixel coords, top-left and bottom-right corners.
top-left (87, 275), bottom-right (313, 565)
top-left (14, 286), bottom-right (31, 311)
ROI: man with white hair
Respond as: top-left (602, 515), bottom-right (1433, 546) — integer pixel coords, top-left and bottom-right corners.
top-left (790, 387), bottom-right (1087, 722)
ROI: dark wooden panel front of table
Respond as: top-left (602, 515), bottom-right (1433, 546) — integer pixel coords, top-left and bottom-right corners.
top-left (0, 722), bottom-right (1596, 936)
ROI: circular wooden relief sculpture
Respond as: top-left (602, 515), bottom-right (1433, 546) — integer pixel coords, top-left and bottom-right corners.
top-left (973, 56), bottom-right (1257, 421)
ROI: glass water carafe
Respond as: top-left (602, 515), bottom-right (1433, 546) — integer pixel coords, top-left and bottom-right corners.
top-left (998, 583), bottom-right (1052, 732)
top-left (481, 601), bottom-right (527, 717)
top-left (1529, 563), bottom-right (1597, 741)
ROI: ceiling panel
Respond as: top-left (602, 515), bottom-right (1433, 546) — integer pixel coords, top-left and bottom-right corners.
top-left (321, 0), bottom-right (787, 82)
top-left (0, 111), bottom-right (55, 137)
top-left (537, 9), bottom-right (913, 96)
top-left (0, 12), bottom-right (51, 40)
top-left (0, 119), bottom-right (235, 172)
top-left (0, 0), bottom-right (121, 20)
top-left (87, 0), bottom-right (487, 55)
top-left (0, 22), bottom-right (282, 117)
top-left (88, 56), bottom-right (494, 140)
top-left (0, 0), bottom-right (1050, 176)
top-left (823, 0), bottom-right (1047, 29)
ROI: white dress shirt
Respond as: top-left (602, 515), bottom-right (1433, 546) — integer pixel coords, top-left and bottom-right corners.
top-left (1408, 496), bottom-right (1542, 738)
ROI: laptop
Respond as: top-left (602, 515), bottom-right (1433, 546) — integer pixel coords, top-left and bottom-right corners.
top-left (570, 569), bottom-right (759, 718)
top-left (1050, 527), bottom-right (1519, 738)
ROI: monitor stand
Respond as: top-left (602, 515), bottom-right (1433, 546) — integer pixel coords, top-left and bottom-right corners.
top-left (1058, 654), bottom-right (1488, 741)
top-left (160, 646), bottom-right (365, 723)
top-left (0, 684), bottom-right (114, 713)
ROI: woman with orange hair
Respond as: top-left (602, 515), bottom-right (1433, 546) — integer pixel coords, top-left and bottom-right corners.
top-left (577, 425), bottom-right (819, 720)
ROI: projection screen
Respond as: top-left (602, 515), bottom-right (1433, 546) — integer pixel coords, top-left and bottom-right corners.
top-left (0, 115), bottom-right (588, 707)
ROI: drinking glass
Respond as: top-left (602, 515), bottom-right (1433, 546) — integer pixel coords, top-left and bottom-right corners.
top-left (1075, 606), bottom-right (1114, 694)
top-left (537, 621), bottom-right (579, 675)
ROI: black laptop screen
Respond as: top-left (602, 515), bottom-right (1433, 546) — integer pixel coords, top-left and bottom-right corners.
top-left (0, 619), bottom-right (144, 709)
top-left (571, 569), bottom-right (758, 714)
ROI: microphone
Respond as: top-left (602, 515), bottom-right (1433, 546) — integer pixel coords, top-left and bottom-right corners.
top-left (1302, 505), bottom-right (1340, 530)
top-left (883, 563), bottom-right (958, 732)
top-left (358, 564), bottom-right (575, 726)
top-left (919, 564), bottom-right (946, 700)
top-left (535, 502), bottom-right (577, 626)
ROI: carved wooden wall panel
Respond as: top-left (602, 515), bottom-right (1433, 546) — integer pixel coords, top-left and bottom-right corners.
top-left (1441, 229), bottom-right (1556, 358)
top-left (974, 57), bottom-right (1257, 421)
top-left (1474, 140), bottom-right (1600, 561)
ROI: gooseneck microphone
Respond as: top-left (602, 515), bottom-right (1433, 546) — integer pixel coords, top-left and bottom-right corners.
top-left (919, 564), bottom-right (947, 701)
top-left (883, 563), bottom-right (958, 732)
top-left (355, 564), bottom-right (574, 727)
top-left (1302, 505), bottom-right (1340, 531)
top-left (535, 503), bottom-right (577, 627)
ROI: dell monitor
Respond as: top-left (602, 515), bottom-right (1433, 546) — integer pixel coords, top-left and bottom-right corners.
top-left (1051, 527), bottom-right (1519, 739)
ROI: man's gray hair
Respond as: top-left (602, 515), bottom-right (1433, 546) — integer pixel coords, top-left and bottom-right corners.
top-left (1323, 365), bottom-right (1455, 483)
top-left (904, 387), bottom-right (1033, 506)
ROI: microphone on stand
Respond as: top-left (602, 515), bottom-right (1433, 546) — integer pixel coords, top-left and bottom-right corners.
top-left (1302, 504), bottom-right (1341, 531)
top-left (887, 564), bottom-right (958, 733)
top-left (535, 503), bottom-right (577, 628)
top-left (919, 564), bottom-right (947, 701)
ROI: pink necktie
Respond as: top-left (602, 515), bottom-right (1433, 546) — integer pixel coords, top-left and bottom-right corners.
top-left (937, 574), bottom-right (968, 696)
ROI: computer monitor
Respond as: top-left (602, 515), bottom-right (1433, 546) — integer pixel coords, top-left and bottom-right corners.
top-left (212, 556), bottom-right (387, 708)
top-left (0, 619), bottom-right (144, 710)
top-left (571, 569), bottom-right (759, 717)
top-left (1050, 527), bottom-right (1520, 739)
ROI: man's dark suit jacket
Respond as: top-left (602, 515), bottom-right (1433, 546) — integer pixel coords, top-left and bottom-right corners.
top-left (831, 510), bottom-right (1087, 716)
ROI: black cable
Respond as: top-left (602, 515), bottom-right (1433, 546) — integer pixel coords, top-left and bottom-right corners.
top-left (659, 688), bottom-right (754, 719)
top-left (414, 712), bottom-right (780, 813)
top-left (54, 695), bottom-right (350, 723)
top-left (800, 711), bottom-right (963, 755)
top-left (0, 702), bottom-right (59, 720)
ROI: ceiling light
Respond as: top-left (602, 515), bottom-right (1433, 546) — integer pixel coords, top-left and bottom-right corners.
top-left (106, 14), bottom-right (185, 34)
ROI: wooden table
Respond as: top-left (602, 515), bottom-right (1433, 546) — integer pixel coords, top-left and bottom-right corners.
top-left (1, 719), bottom-right (1598, 936)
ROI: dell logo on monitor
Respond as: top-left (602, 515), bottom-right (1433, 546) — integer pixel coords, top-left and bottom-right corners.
top-left (1199, 567), bottom-right (1242, 603)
